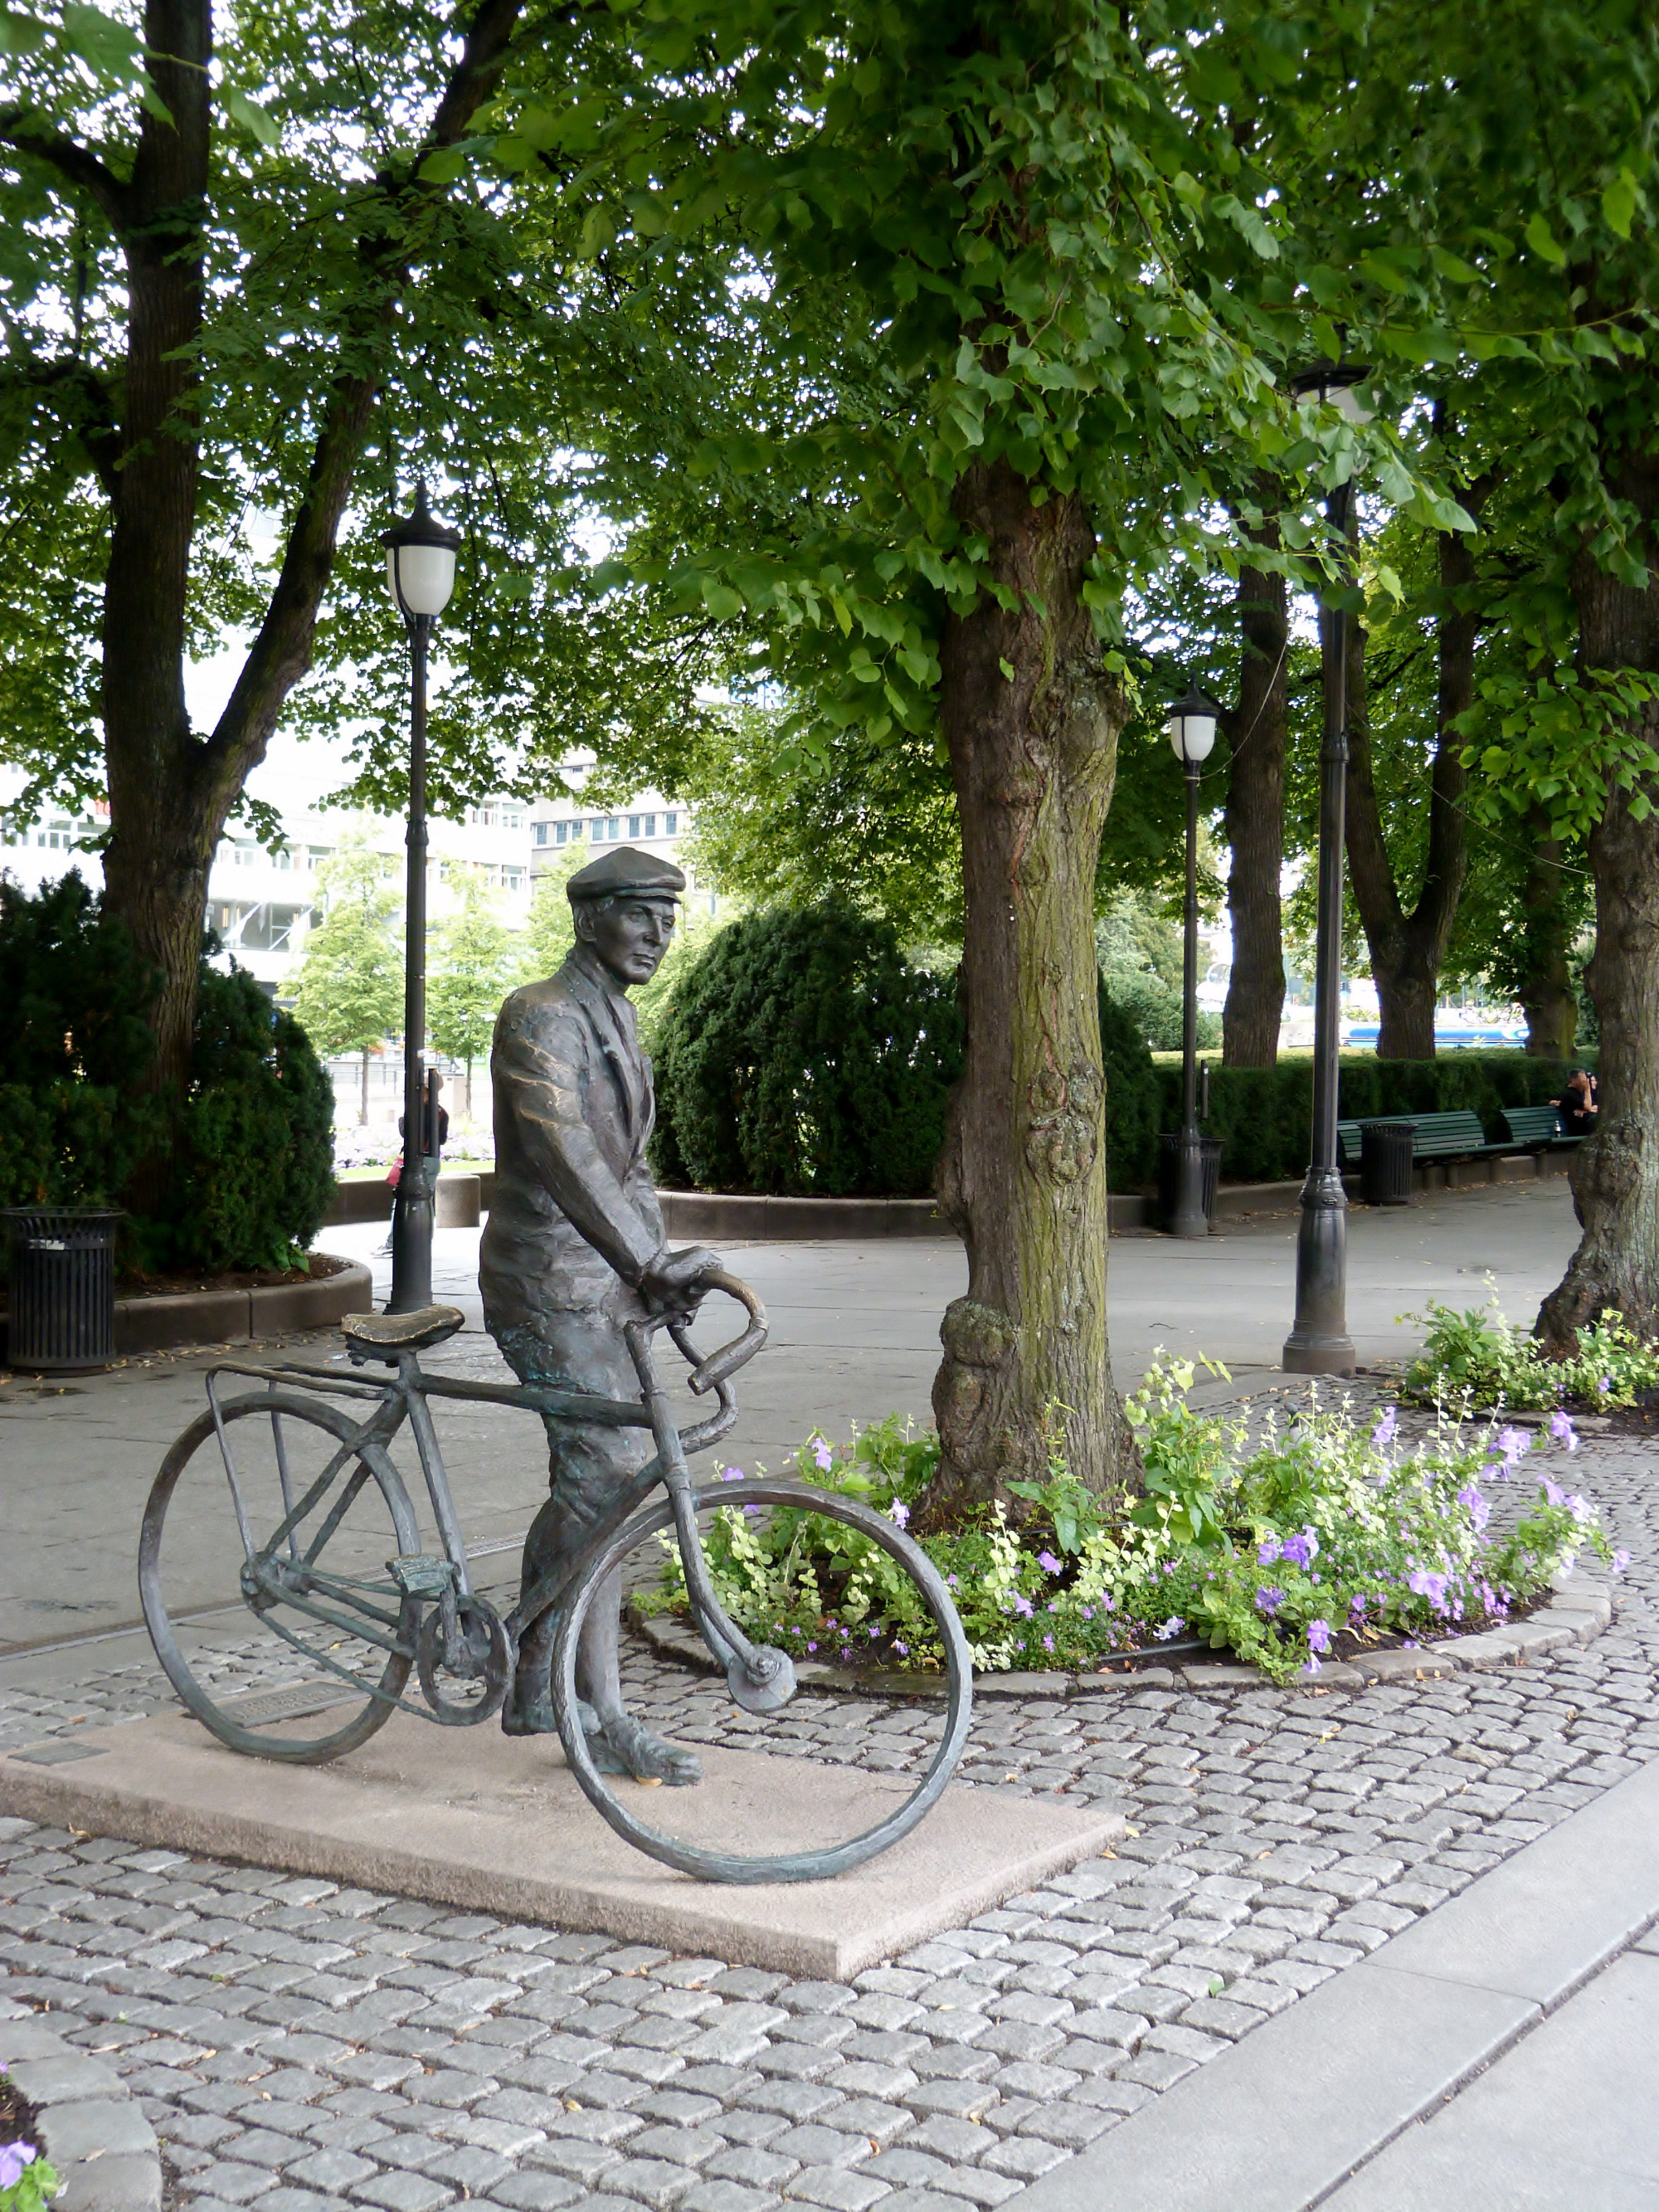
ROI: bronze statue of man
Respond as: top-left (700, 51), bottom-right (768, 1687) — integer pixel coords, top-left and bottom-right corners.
top-left (480, 846), bottom-right (719, 1784)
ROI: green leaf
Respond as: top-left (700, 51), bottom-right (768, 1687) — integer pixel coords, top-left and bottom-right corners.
top-left (1603, 170), bottom-right (1639, 241)
top-left (998, 657), bottom-right (1015, 682)
top-left (417, 144), bottom-right (470, 184)
top-left (700, 579), bottom-right (742, 621)
top-left (61, 1), bottom-right (141, 76)
top-left (1524, 211), bottom-right (1567, 266)
top-left (221, 86), bottom-right (280, 149)
top-left (0, 11), bottom-right (46, 55)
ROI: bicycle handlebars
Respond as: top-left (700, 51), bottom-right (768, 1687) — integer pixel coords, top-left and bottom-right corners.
top-left (679, 1269), bottom-right (768, 1394)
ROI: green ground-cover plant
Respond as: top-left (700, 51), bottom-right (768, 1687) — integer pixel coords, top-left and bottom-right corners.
top-left (1403, 1293), bottom-right (1659, 1412)
top-left (642, 1360), bottom-right (1618, 1685)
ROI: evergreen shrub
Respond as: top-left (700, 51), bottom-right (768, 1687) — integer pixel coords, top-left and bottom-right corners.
top-left (1097, 982), bottom-right (1159, 1191)
top-left (651, 905), bottom-right (962, 1196)
top-left (0, 873), bottom-right (335, 1272)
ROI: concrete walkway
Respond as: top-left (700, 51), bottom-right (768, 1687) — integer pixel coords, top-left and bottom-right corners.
top-left (1016, 1743), bottom-right (1659, 2212)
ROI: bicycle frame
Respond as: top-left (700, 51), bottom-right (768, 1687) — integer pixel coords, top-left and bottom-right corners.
top-left (192, 1283), bottom-right (773, 1723)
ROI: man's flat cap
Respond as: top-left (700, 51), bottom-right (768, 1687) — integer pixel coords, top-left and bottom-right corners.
top-left (566, 845), bottom-right (686, 904)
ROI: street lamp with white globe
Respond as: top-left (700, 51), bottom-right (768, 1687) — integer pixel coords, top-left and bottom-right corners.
top-left (1282, 366), bottom-right (1374, 1374)
top-left (382, 480), bottom-right (462, 1315)
top-left (1164, 682), bottom-right (1224, 1240)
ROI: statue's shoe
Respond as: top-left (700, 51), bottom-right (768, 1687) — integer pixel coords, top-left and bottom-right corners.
top-left (502, 1693), bottom-right (601, 1739)
top-left (590, 1713), bottom-right (702, 1787)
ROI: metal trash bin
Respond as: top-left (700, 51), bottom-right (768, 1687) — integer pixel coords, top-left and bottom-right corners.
top-left (1156, 1133), bottom-right (1224, 1234)
top-left (3, 1207), bottom-right (123, 1371)
top-left (1360, 1120), bottom-right (1416, 1206)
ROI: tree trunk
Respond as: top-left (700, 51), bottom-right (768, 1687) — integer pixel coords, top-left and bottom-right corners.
top-left (98, 0), bottom-right (213, 1110)
top-left (1344, 512), bottom-right (1477, 1058)
top-left (84, 0), bottom-right (525, 1198)
top-left (1537, 473), bottom-right (1659, 1349)
top-left (920, 458), bottom-right (1136, 1525)
top-left (361, 1050), bottom-right (371, 1126)
top-left (1221, 543), bottom-right (1287, 1067)
top-left (1517, 804), bottom-right (1578, 1058)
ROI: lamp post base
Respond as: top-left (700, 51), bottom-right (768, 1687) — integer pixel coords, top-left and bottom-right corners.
top-left (1168, 1129), bottom-right (1211, 1240)
top-left (1281, 1166), bottom-right (1355, 1375)
top-left (387, 1165), bottom-right (435, 1314)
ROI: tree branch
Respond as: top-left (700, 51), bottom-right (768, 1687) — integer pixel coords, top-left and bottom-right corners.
top-left (0, 113), bottom-right (130, 233)
top-left (2, 353), bottom-right (124, 497)
top-left (206, 0), bottom-right (537, 789)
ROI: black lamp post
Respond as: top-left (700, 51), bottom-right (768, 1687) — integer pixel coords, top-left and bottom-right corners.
top-left (1282, 368), bottom-right (1372, 1375)
top-left (1165, 684), bottom-right (1224, 1239)
top-left (382, 480), bottom-right (461, 1316)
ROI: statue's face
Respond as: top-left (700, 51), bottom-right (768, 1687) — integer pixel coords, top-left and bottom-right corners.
top-left (577, 894), bottom-right (676, 987)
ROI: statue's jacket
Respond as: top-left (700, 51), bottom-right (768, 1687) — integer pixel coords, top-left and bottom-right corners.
top-left (479, 943), bottom-right (665, 1330)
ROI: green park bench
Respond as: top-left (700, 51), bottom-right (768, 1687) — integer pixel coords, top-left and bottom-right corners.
top-left (1335, 1109), bottom-right (1514, 1173)
top-left (1501, 1103), bottom-right (1583, 1149)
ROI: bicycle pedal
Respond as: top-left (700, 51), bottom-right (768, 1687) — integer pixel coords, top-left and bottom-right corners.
top-left (387, 1552), bottom-right (456, 1598)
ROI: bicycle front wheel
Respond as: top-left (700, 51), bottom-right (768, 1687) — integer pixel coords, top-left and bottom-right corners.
top-left (545, 1478), bottom-right (973, 1883)
top-left (139, 1390), bottom-right (421, 1762)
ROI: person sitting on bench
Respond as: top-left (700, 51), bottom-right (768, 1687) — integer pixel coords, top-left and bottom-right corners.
top-left (1554, 1069), bottom-right (1598, 1136)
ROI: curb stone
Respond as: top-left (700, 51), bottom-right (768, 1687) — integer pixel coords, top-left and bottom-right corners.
top-left (634, 1568), bottom-right (1615, 1703)
top-left (0, 1996), bottom-right (161, 2212)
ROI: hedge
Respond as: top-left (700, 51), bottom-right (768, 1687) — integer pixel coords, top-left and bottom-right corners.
top-left (0, 872), bottom-right (336, 1273)
top-left (651, 905), bottom-right (963, 1197)
top-left (1118, 1050), bottom-right (1594, 1190)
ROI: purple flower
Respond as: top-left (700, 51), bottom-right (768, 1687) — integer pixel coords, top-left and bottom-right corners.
top-left (1080, 1605), bottom-right (1094, 1620)
top-left (1307, 1619), bottom-right (1331, 1655)
top-left (1257, 1537), bottom-right (1281, 1566)
top-left (807, 1641), bottom-right (818, 1652)
top-left (1543, 1478), bottom-right (1566, 1508)
top-left (1371, 1406), bottom-right (1398, 1447)
top-left (888, 1499), bottom-right (910, 1529)
top-left (1550, 1409), bottom-right (1579, 1452)
top-left (0, 2143), bottom-right (37, 2191)
top-left (1038, 1550), bottom-right (1063, 1574)
top-left (812, 1437), bottom-right (834, 1473)
top-left (1043, 1634), bottom-right (1055, 1654)
top-left (1301, 1655), bottom-right (1322, 1677)
top-left (1457, 1484), bottom-right (1491, 1532)
top-left (868, 1622), bottom-right (880, 1637)
top-left (1613, 1548), bottom-right (1631, 1576)
top-left (1255, 1586), bottom-right (1286, 1617)
top-left (1155, 1616), bottom-right (1185, 1640)
top-left (1408, 1568), bottom-right (1450, 1611)
top-left (1350, 1593), bottom-right (1367, 1618)
top-left (1014, 1595), bottom-right (1034, 1619)
top-left (1598, 1375), bottom-right (1613, 1396)
top-left (893, 1640), bottom-right (908, 1657)
top-left (1279, 1527), bottom-right (1319, 1570)
top-left (1569, 1493), bottom-right (1593, 1525)
top-left (947, 1573), bottom-right (960, 1589)
top-left (721, 1465), bottom-right (742, 1482)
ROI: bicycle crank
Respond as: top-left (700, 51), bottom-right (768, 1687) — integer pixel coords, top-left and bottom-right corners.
top-left (416, 1594), bottom-right (512, 1724)
top-left (727, 1644), bottom-right (796, 1714)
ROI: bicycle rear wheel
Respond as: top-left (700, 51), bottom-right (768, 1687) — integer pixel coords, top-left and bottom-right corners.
top-left (543, 1478), bottom-right (973, 1883)
top-left (139, 1390), bottom-right (421, 1762)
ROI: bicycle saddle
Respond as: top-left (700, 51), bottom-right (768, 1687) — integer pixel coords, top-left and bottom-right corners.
top-left (342, 1304), bottom-right (466, 1359)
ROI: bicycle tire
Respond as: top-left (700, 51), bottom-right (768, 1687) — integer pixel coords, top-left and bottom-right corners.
top-left (544, 1478), bottom-right (973, 1883)
top-left (139, 1390), bottom-right (421, 1763)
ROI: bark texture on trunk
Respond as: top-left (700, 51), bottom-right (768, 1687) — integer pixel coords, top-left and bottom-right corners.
top-left (921, 458), bottom-right (1136, 1523)
top-left (1538, 471), bottom-right (1659, 1348)
top-left (1344, 519), bottom-right (1479, 1058)
top-left (1221, 545), bottom-right (1287, 1067)
top-left (1518, 803), bottom-right (1578, 1058)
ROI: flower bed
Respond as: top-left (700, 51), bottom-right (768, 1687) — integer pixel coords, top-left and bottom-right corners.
top-left (640, 1357), bottom-right (1621, 1686)
top-left (1403, 1294), bottom-right (1659, 1411)
top-left (0, 2068), bottom-right (55, 2212)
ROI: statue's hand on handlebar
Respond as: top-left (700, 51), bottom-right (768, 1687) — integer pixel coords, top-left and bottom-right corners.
top-left (640, 1244), bottom-right (724, 1318)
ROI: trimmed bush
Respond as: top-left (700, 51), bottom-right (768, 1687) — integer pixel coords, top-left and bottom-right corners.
top-left (0, 872), bottom-right (335, 1272)
top-left (1110, 1050), bottom-right (1596, 1190)
top-left (651, 905), bottom-right (963, 1197)
top-left (1098, 982), bottom-right (1159, 1191)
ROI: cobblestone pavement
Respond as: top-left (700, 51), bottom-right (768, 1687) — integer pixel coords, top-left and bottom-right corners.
top-left (2, 1425), bottom-right (1656, 2212)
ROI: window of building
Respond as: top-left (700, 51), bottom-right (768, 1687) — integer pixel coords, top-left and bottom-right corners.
top-left (534, 821), bottom-right (548, 845)
top-left (503, 806), bottom-right (525, 830)
top-left (609, 816), bottom-right (622, 840)
top-left (504, 866), bottom-right (524, 891)
top-left (665, 811), bottom-right (678, 835)
top-left (643, 813), bottom-right (657, 837)
top-left (38, 820), bottom-right (74, 850)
